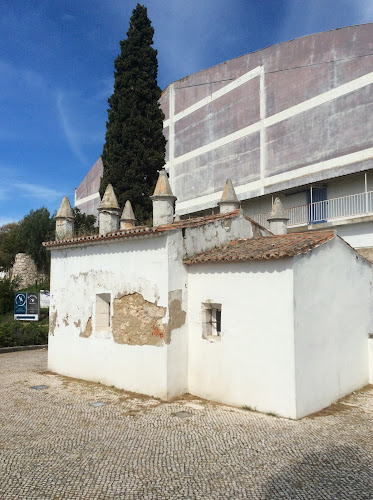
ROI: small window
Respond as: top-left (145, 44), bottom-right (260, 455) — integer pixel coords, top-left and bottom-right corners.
top-left (202, 302), bottom-right (222, 341)
top-left (211, 308), bottom-right (222, 335)
top-left (95, 293), bottom-right (111, 332)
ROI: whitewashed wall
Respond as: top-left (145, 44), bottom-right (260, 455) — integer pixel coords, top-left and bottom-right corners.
top-left (166, 231), bottom-right (189, 398)
top-left (187, 259), bottom-right (296, 418)
top-left (369, 339), bottom-right (373, 384)
top-left (293, 237), bottom-right (371, 418)
top-left (48, 235), bottom-right (171, 399)
top-left (335, 222), bottom-right (373, 248)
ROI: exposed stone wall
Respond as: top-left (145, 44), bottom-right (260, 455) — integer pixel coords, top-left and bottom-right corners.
top-left (11, 253), bottom-right (47, 288)
top-left (356, 247), bottom-right (373, 264)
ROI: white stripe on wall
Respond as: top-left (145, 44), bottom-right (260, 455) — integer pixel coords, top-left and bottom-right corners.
top-left (176, 147), bottom-right (373, 212)
top-left (163, 66), bottom-right (261, 128)
top-left (75, 192), bottom-right (101, 206)
top-left (165, 70), bottom-right (373, 171)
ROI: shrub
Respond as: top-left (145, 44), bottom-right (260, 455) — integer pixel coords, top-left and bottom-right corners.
top-left (0, 278), bottom-right (19, 315)
top-left (0, 321), bottom-right (48, 348)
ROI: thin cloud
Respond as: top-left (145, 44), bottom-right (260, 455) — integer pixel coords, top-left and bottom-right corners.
top-left (0, 59), bottom-right (45, 92)
top-left (0, 187), bottom-right (9, 201)
top-left (136, 0), bottom-right (236, 87)
top-left (12, 182), bottom-right (63, 200)
top-left (62, 14), bottom-right (75, 21)
top-left (0, 180), bottom-right (62, 205)
top-left (56, 92), bottom-right (88, 165)
top-left (0, 216), bottom-right (17, 226)
top-left (278, 0), bottom-right (372, 43)
top-left (359, 2), bottom-right (373, 21)
top-left (94, 77), bottom-right (114, 101)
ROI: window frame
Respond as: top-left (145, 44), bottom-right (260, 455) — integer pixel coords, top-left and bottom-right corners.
top-left (94, 292), bottom-right (112, 337)
top-left (201, 301), bottom-right (222, 342)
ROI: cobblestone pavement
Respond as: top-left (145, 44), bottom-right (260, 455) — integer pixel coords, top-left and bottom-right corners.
top-left (1, 350), bottom-right (373, 500)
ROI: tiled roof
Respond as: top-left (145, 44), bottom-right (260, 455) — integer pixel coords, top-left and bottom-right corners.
top-left (43, 210), bottom-right (244, 248)
top-left (184, 230), bottom-right (335, 265)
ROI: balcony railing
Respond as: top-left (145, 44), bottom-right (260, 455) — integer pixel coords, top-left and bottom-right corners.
top-left (251, 191), bottom-right (373, 230)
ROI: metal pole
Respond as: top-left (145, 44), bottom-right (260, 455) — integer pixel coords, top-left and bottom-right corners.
top-left (365, 172), bottom-right (369, 213)
top-left (310, 185), bottom-right (313, 223)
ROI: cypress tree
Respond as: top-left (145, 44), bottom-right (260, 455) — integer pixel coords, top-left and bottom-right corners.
top-left (100, 4), bottom-right (166, 224)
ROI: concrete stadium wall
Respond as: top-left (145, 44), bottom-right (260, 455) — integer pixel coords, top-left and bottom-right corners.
top-left (160, 24), bottom-right (373, 215)
top-left (74, 157), bottom-right (103, 219)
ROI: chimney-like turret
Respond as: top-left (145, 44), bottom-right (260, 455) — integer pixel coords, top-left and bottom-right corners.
top-left (98, 184), bottom-right (121, 236)
top-left (150, 170), bottom-right (176, 226)
top-left (218, 179), bottom-right (240, 213)
top-left (120, 200), bottom-right (136, 230)
top-left (55, 196), bottom-right (75, 240)
top-left (267, 197), bottom-right (289, 235)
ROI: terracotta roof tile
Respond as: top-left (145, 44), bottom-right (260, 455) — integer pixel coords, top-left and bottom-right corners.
top-left (184, 230), bottom-right (335, 265)
top-left (43, 210), bottom-right (244, 248)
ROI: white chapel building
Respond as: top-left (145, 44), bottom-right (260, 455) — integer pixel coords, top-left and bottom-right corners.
top-left (45, 173), bottom-right (373, 420)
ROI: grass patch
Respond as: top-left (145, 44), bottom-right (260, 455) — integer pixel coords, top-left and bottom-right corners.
top-left (242, 405), bottom-right (255, 412)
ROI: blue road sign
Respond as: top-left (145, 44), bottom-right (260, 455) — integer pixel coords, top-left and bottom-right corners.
top-left (14, 293), bottom-right (27, 315)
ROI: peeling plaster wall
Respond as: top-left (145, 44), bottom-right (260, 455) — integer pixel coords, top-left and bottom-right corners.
top-left (165, 231), bottom-right (188, 398)
top-left (293, 237), bottom-right (372, 419)
top-left (183, 214), bottom-right (258, 258)
top-left (112, 293), bottom-right (166, 347)
top-left (187, 259), bottom-right (296, 418)
top-left (48, 236), bottom-right (171, 398)
top-left (48, 215), bottom-right (271, 400)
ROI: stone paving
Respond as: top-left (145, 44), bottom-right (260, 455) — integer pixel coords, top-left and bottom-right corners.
top-left (1, 350), bottom-right (373, 499)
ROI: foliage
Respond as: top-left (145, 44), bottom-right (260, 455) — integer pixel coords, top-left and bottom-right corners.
top-left (0, 321), bottom-right (48, 348)
top-left (100, 3), bottom-right (166, 224)
top-left (73, 208), bottom-right (97, 235)
top-left (16, 207), bottom-right (54, 273)
top-left (0, 223), bottom-right (20, 269)
top-left (0, 278), bottom-right (19, 315)
top-left (0, 208), bottom-right (55, 273)
top-left (20, 280), bottom-right (50, 294)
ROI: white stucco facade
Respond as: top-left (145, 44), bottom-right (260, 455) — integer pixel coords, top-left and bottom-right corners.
top-left (187, 259), bottom-right (296, 418)
top-left (46, 208), bottom-right (373, 419)
top-left (292, 237), bottom-right (372, 418)
top-left (48, 235), bottom-right (172, 398)
top-left (186, 237), bottom-right (372, 419)
top-left (48, 211), bottom-right (265, 401)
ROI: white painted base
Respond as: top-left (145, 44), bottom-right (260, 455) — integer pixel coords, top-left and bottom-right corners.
top-left (48, 334), bottom-right (169, 399)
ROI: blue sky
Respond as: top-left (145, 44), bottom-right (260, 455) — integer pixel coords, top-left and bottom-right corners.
top-left (0, 0), bottom-right (372, 225)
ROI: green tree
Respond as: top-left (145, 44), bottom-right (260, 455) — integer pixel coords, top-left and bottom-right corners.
top-left (0, 278), bottom-right (19, 315)
top-left (16, 208), bottom-right (54, 273)
top-left (100, 3), bottom-right (166, 224)
top-left (73, 208), bottom-right (97, 235)
top-left (0, 223), bottom-right (20, 269)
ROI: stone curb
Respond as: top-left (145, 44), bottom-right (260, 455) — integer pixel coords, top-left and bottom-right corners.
top-left (0, 344), bottom-right (48, 354)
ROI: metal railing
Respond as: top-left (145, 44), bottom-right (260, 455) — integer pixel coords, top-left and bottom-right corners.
top-left (251, 191), bottom-right (373, 229)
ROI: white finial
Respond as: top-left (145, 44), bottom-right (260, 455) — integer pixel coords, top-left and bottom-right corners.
top-left (150, 170), bottom-right (177, 226)
top-left (120, 200), bottom-right (137, 229)
top-left (55, 196), bottom-right (75, 240)
top-left (98, 184), bottom-right (121, 236)
top-left (218, 179), bottom-right (240, 213)
top-left (267, 197), bottom-right (289, 235)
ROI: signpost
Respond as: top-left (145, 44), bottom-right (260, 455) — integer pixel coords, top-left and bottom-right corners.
top-left (14, 292), bottom-right (40, 321)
